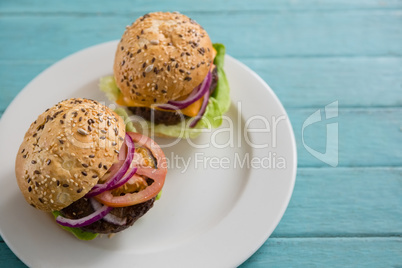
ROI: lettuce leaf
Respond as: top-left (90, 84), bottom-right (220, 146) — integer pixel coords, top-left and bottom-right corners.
top-left (211, 43), bottom-right (231, 115)
top-left (99, 43), bottom-right (230, 138)
top-left (114, 107), bottom-right (137, 133)
top-left (51, 211), bottom-right (98, 240)
top-left (99, 75), bottom-right (121, 101)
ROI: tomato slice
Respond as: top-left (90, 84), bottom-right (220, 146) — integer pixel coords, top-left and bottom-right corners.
top-left (95, 132), bottom-right (167, 207)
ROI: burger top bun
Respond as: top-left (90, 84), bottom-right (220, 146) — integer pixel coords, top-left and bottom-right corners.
top-left (114, 12), bottom-right (214, 106)
top-left (15, 98), bottom-right (126, 212)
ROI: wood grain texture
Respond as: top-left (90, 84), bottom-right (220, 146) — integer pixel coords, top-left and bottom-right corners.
top-left (240, 237), bottom-right (402, 267)
top-left (273, 167), bottom-right (402, 237)
top-left (290, 108), bottom-right (402, 167)
top-left (2, 0), bottom-right (402, 12)
top-left (0, 10), bottom-right (401, 61)
top-left (0, 241), bottom-right (26, 268)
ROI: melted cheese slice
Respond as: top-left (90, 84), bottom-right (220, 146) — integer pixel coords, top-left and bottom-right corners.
top-left (116, 95), bottom-right (203, 117)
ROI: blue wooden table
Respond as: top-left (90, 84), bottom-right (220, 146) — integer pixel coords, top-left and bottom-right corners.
top-left (1, 0), bottom-right (401, 267)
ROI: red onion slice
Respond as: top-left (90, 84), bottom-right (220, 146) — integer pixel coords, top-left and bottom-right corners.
top-left (86, 134), bottom-right (135, 198)
top-left (157, 72), bottom-right (212, 110)
top-left (90, 198), bottom-right (127, 226)
top-left (56, 204), bottom-right (112, 228)
top-left (109, 166), bottom-right (138, 190)
top-left (189, 89), bottom-right (211, 128)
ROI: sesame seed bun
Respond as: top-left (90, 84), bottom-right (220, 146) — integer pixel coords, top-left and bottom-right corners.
top-left (15, 98), bottom-right (126, 212)
top-left (113, 12), bottom-right (214, 106)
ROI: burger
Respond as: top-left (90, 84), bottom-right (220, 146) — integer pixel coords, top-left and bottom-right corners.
top-left (15, 98), bottom-right (167, 240)
top-left (100, 11), bottom-right (230, 138)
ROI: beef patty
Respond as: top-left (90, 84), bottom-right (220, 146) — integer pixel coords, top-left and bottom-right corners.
top-left (60, 197), bottom-right (155, 234)
top-left (128, 67), bottom-right (219, 126)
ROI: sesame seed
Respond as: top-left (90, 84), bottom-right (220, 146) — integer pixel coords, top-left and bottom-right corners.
top-left (88, 125), bottom-right (92, 132)
top-left (60, 119), bottom-right (64, 124)
top-left (28, 186), bottom-right (32, 192)
top-left (89, 154), bottom-right (95, 158)
top-left (101, 129), bottom-right (107, 134)
top-left (179, 69), bottom-right (185, 73)
top-left (35, 181), bottom-right (40, 187)
top-left (46, 159), bottom-right (51, 165)
top-left (81, 171), bottom-right (87, 176)
top-left (31, 160), bottom-right (37, 164)
top-left (82, 163), bottom-right (89, 168)
top-left (77, 128), bottom-right (89, 135)
top-left (114, 150), bottom-right (120, 154)
top-left (145, 64), bottom-right (154, 73)
top-left (77, 188), bottom-right (83, 193)
top-left (100, 136), bottom-right (106, 140)
top-left (92, 175), bottom-right (98, 178)
top-left (103, 165), bottom-right (108, 170)
top-left (150, 40), bottom-right (159, 45)
top-left (137, 49), bottom-right (142, 54)
top-left (98, 162), bottom-right (102, 168)
top-left (184, 77), bottom-right (192, 81)
top-left (112, 142), bottom-right (117, 146)
top-left (34, 170), bottom-right (41, 175)
top-left (62, 184), bottom-right (69, 187)
top-left (175, 63), bottom-right (179, 68)
top-left (21, 149), bottom-right (25, 154)
top-left (121, 46), bottom-right (124, 50)
top-left (142, 72), bottom-right (146, 77)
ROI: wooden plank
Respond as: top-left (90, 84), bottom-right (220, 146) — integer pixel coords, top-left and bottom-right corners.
top-left (242, 57), bottom-right (402, 108)
top-left (240, 237), bottom-right (402, 267)
top-left (0, 63), bottom-right (50, 112)
top-left (1, 0), bottom-right (402, 13)
top-left (0, 241), bottom-right (26, 268)
top-left (272, 167), bottom-right (402, 237)
top-left (1, 57), bottom-right (401, 110)
top-left (0, 10), bottom-right (401, 61)
top-left (288, 108), bottom-right (402, 167)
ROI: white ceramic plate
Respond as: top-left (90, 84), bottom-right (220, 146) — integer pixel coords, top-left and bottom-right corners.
top-left (0, 41), bottom-right (296, 268)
